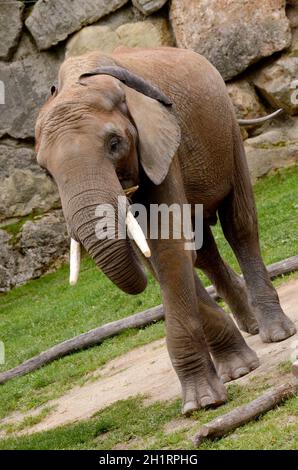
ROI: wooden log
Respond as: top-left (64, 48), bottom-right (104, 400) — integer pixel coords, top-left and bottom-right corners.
top-left (207, 255), bottom-right (298, 300)
top-left (0, 305), bottom-right (163, 385)
top-left (0, 255), bottom-right (297, 385)
top-left (266, 256), bottom-right (298, 280)
top-left (193, 382), bottom-right (298, 447)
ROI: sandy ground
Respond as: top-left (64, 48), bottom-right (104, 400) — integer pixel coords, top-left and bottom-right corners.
top-left (1, 278), bottom-right (298, 436)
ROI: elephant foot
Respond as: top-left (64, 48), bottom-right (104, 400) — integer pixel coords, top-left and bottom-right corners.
top-left (233, 311), bottom-right (259, 336)
top-left (257, 308), bottom-right (296, 343)
top-left (180, 366), bottom-right (227, 416)
top-left (213, 342), bottom-right (259, 383)
top-left (216, 276), bottom-right (259, 336)
top-left (226, 287), bottom-right (259, 335)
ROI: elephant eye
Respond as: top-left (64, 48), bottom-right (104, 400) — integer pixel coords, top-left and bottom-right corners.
top-left (50, 85), bottom-right (57, 96)
top-left (108, 135), bottom-right (122, 154)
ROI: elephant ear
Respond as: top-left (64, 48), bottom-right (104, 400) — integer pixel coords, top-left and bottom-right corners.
top-left (79, 65), bottom-right (181, 185)
top-left (125, 86), bottom-right (181, 185)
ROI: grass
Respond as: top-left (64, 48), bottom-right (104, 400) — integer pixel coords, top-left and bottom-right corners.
top-left (0, 376), bottom-right (297, 450)
top-left (212, 165), bottom-right (298, 272)
top-left (0, 165), bottom-right (297, 446)
top-left (1, 406), bottom-right (54, 435)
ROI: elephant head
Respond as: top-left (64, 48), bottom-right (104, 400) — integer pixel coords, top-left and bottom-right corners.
top-left (35, 56), bottom-right (181, 295)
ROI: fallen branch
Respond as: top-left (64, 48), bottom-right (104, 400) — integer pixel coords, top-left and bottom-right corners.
top-left (192, 381), bottom-right (298, 447)
top-left (0, 305), bottom-right (163, 385)
top-left (0, 255), bottom-right (297, 385)
top-left (201, 255), bottom-right (298, 300)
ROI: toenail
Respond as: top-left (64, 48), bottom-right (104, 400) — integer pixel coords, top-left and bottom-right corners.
top-left (200, 396), bottom-right (215, 407)
top-left (182, 400), bottom-right (198, 416)
top-left (233, 367), bottom-right (249, 378)
top-left (220, 374), bottom-right (231, 383)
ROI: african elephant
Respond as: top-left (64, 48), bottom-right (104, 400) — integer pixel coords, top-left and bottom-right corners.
top-left (35, 47), bottom-right (296, 414)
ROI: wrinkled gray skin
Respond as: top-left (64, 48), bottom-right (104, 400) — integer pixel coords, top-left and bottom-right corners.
top-left (36, 47), bottom-right (296, 415)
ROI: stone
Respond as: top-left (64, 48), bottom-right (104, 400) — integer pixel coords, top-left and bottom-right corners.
top-left (286, 2), bottom-right (298, 49)
top-left (227, 79), bottom-right (266, 121)
top-left (253, 55), bottom-right (298, 115)
top-left (170, 0), bottom-right (291, 80)
top-left (66, 18), bottom-right (173, 57)
top-left (25, 0), bottom-right (129, 50)
top-left (98, 3), bottom-right (144, 29)
top-left (16, 210), bottom-right (69, 283)
top-left (227, 79), bottom-right (266, 139)
top-left (12, 31), bottom-right (39, 61)
top-left (117, 18), bottom-right (174, 48)
top-left (0, 140), bottom-right (60, 220)
top-left (0, 230), bottom-right (14, 292)
top-left (65, 1), bottom-right (146, 58)
top-left (0, 211), bottom-right (69, 291)
top-left (0, 265), bottom-right (13, 292)
top-left (132, 0), bottom-right (168, 16)
top-left (0, 48), bottom-right (64, 139)
top-left (287, 3), bottom-right (298, 28)
top-left (0, 1), bottom-right (24, 60)
top-left (244, 116), bottom-right (298, 181)
top-left (66, 26), bottom-right (119, 57)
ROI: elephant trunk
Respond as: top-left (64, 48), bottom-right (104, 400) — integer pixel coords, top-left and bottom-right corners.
top-left (59, 166), bottom-right (147, 295)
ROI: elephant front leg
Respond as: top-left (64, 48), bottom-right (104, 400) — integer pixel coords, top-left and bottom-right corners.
top-left (151, 241), bottom-right (227, 415)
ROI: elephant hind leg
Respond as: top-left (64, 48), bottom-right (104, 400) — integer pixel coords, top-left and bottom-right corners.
top-left (195, 225), bottom-right (259, 335)
top-left (218, 128), bottom-right (296, 343)
top-left (194, 272), bottom-right (259, 383)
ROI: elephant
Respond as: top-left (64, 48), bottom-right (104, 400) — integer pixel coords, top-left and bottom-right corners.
top-left (35, 47), bottom-right (296, 415)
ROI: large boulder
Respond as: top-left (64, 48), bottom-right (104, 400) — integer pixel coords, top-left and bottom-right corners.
top-left (253, 1), bottom-right (298, 114)
top-left (132, 0), bottom-right (168, 15)
top-left (117, 18), bottom-right (173, 48)
top-left (170, 0), bottom-right (291, 80)
top-left (25, 0), bottom-right (129, 50)
top-left (0, 140), bottom-right (60, 220)
top-left (227, 79), bottom-right (266, 121)
top-left (12, 32), bottom-right (39, 61)
top-left (66, 26), bottom-right (119, 57)
top-left (0, 210), bottom-right (69, 291)
top-left (0, 1), bottom-right (24, 60)
top-left (244, 116), bottom-right (298, 181)
top-left (16, 211), bottom-right (69, 284)
top-left (227, 79), bottom-right (266, 139)
top-left (287, 2), bottom-right (298, 28)
top-left (66, 18), bottom-right (173, 57)
top-left (0, 48), bottom-right (64, 139)
top-left (0, 230), bottom-right (15, 291)
top-left (253, 55), bottom-right (298, 115)
top-left (97, 3), bottom-right (145, 29)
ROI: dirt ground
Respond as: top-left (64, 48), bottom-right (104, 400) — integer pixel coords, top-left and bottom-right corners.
top-left (1, 278), bottom-right (298, 436)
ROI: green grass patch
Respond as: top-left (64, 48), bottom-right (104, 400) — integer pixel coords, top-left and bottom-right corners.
top-left (1, 406), bottom-right (54, 435)
top-left (0, 165), bottom-right (297, 422)
top-left (0, 378), bottom-right (297, 450)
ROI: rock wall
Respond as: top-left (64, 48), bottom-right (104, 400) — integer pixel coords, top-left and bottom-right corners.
top-left (0, 0), bottom-right (297, 291)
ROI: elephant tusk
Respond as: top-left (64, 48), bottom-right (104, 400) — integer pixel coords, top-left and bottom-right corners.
top-left (237, 108), bottom-right (283, 126)
top-left (124, 185), bottom-right (139, 197)
top-left (126, 211), bottom-right (151, 258)
top-left (69, 238), bottom-right (81, 286)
